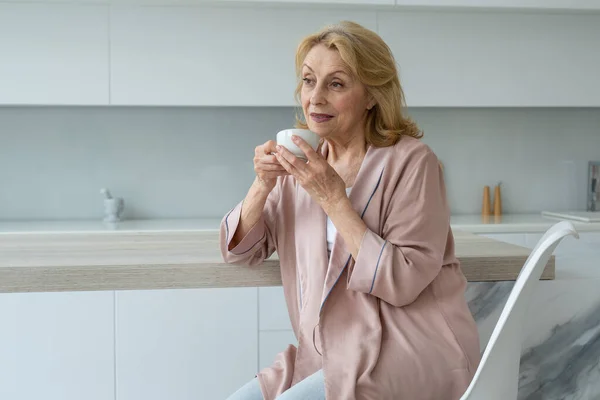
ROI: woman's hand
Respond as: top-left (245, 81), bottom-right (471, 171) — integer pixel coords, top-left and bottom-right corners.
top-left (275, 135), bottom-right (346, 210)
top-left (254, 140), bottom-right (289, 192)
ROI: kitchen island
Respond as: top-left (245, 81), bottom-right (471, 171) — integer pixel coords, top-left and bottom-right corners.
top-left (0, 226), bottom-right (551, 293)
top-left (0, 215), bottom-right (599, 400)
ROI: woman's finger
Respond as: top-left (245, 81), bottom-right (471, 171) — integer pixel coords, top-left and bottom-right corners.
top-left (276, 145), bottom-right (307, 172)
top-left (316, 139), bottom-right (324, 154)
top-left (261, 154), bottom-right (280, 164)
top-left (261, 171), bottom-right (289, 179)
top-left (255, 155), bottom-right (281, 166)
top-left (275, 151), bottom-right (297, 176)
top-left (258, 163), bottom-right (287, 172)
top-left (291, 136), bottom-right (319, 163)
top-left (262, 140), bottom-right (278, 155)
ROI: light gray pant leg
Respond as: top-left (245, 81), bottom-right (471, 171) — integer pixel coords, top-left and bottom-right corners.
top-left (276, 369), bottom-right (325, 400)
top-left (226, 377), bottom-right (264, 400)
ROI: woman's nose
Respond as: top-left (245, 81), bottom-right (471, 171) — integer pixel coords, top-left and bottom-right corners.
top-left (310, 86), bottom-right (327, 105)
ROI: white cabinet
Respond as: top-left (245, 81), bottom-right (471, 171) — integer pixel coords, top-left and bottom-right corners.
top-left (258, 287), bottom-right (296, 371)
top-left (0, 4), bottom-right (110, 105)
top-left (3, 2), bottom-right (599, 107)
top-left (259, 330), bottom-right (297, 370)
top-left (115, 287), bottom-right (258, 400)
top-left (22, 0), bottom-right (393, 4)
top-left (378, 11), bottom-right (600, 107)
top-left (109, 6), bottom-right (377, 106)
top-left (230, 0), bottom-right (393, 3)
top-left (259, 286), bottom-right (292, 331)
top-left (9, 0), bottom-right (600, 10)
top-left (394, 0), bottom-right (600, 11)
top-left (0, 291), bottom-right (114, 400)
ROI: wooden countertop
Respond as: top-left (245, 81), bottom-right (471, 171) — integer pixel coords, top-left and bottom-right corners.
top-left (0, 230), bottom-right (553, 293)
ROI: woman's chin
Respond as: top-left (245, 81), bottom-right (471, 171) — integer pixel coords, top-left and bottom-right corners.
top-left (307, 125), bottom-right (330, 138)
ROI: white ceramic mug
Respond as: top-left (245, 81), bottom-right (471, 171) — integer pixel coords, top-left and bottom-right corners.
top-left (276, 129), bottom-right (320, 160)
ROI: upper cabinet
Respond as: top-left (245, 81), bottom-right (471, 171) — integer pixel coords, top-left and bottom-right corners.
top-left (378, 11), bottom-right (600, 107)
top-left (109, 6), bottom-right (377, 106)
top-left (227, 0), bottom-right (394, 4)
top-left (15, 0), bottom-right (600, 11)
top-left (2, 2), bottom-right (599, 107)
top-left (36, 0), bottom-right (394, 4)
top-left (0, 4), bottom-right (109, 105)
top-left (394, 0), bottom-right (600, 11)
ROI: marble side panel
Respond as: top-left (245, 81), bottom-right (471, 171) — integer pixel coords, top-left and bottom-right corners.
top-left (519, 280), bottom-right (600, 400)
top-left (466, 278), bottom-right (600, 400)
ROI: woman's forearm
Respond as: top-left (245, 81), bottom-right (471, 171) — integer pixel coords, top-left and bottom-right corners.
top-left (229, 178), bottom-right (273, 250)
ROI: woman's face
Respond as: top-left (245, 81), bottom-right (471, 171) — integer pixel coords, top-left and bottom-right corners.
top-left (301, 44), bottom-right (372, 141)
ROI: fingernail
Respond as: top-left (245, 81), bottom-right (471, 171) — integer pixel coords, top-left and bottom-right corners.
top-left (276, 145), bottom-right (282, 151)
top-left (291, 135), bottom-right (298, 141)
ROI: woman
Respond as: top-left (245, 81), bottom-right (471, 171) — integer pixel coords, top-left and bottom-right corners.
top-left (221, 21), bottom-right (480, 400)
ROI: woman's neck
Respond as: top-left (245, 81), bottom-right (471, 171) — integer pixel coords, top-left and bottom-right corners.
top-left (326, 134), bottom-right (368, 188)
top-left (326, 134), bottom-right (368, 165)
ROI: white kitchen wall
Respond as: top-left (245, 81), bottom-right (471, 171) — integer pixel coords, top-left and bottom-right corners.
top-left (0, 106), bottom-right (598, 220)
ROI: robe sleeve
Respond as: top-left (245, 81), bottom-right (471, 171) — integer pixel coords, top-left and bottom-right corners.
top-left (347, 149), bottom-right (450, 307)
top-left (219, 182), bottom-right (281, 266)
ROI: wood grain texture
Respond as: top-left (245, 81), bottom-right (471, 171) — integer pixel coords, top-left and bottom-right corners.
top-left (0, 230), bottom-right (553, 293)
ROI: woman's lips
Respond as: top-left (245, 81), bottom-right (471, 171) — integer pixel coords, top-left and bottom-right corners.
top-left (310, 113), bottom-right (334, 123)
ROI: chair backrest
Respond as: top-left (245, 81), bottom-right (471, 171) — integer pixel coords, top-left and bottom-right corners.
top-left (460, 221), bottom-right (579, 400)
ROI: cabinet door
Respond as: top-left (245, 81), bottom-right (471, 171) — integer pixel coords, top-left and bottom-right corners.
top-left (0, 291), bottom-right (115, 400)
top-left (393, 0), bottom-right (600, 11)
top-left (116, 288), bottom-right (258, 400)
top-left (0, 3), bottom-right (109, 105)
top-left (259, 330), bottom-right (297, 370)
top-left (378, 11), bottom-right (600, 107)
top-left (110, 6), bottom-right (377, 106)
top-left (259, 286), bottom-right (292, 331)
top-left (228, 0), bottom-right (393, 4)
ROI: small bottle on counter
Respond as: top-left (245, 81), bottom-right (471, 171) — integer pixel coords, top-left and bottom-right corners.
top-left (494, 183), bottom-right (502, 217)
top-left (482, 186), bottom-right (491, 217)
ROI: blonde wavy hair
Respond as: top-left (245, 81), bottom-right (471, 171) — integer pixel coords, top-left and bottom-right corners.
top-left (294, 21), bottom-right (422, 147)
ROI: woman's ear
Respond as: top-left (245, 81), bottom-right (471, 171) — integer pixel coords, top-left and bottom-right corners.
top-left (366, 94), bottom-right (376, 110)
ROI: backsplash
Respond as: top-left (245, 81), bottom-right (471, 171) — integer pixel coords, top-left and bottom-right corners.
top-left (1, 106), bottom-right (598, 220)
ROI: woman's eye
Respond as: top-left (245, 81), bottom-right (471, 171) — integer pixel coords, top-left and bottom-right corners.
top-left (302, 78), bottom-right (313, 85)
top-left (332, 82), bottom-right (343, 88)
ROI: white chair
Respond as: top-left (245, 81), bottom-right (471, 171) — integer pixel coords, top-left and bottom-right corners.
top-left (460, 221), bottom-right (579, 400)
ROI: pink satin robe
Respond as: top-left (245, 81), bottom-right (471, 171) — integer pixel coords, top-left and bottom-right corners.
top-left (220, 136), bottom-right (480, 399)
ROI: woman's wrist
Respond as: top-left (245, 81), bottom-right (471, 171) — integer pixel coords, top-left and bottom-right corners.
top-left (251, 177), bottom-right (275, 198)
top-left (322, 191), bottom-right (351, 217)
top-left (230, 178), bottom-right (272, 250)
top-left (324, 195), bottom-right (368, 258)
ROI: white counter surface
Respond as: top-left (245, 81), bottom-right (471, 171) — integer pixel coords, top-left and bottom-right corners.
top-left (0, 218), bottom-right (224, 234)
top-left (1, 213), bottom-right (599, 235)
top-left (451, 213), bottom-right (600, 233)
top-left (4, 212), bottom-right (600, 292)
